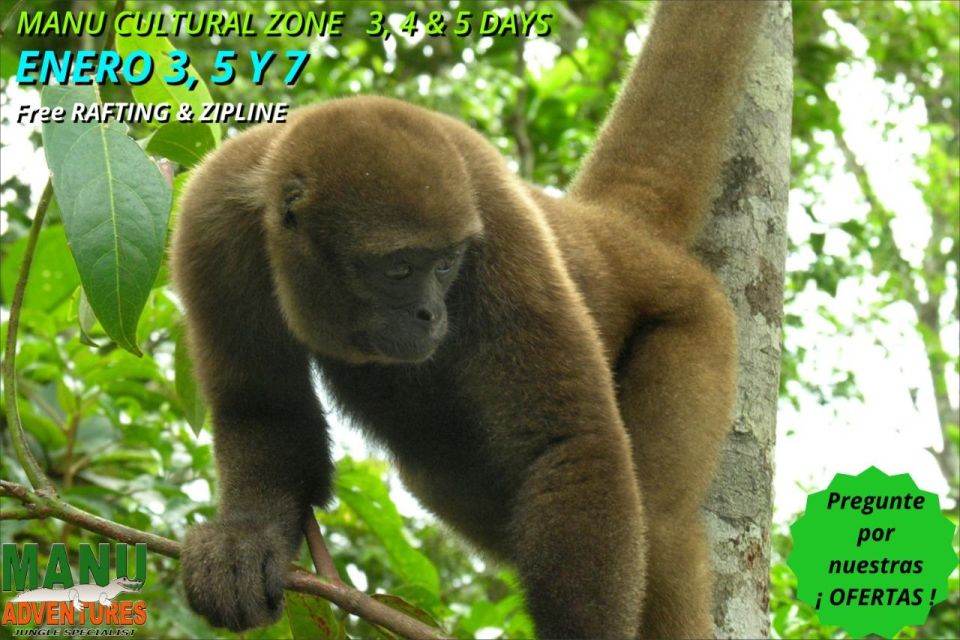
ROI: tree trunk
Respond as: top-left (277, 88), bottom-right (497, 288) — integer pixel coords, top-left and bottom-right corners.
top-left (696, 2), bottom-right (793, 637)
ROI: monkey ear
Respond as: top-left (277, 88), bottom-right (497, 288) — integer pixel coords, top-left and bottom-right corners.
top-left (282, 175), bottom-right (305, 230)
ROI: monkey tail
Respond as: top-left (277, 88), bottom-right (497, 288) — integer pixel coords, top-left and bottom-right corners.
top-left (567, 0), bottom-right (765, 247)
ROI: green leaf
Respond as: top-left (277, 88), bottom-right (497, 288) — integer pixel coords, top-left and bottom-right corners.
top-left (88, 450), bottom-right (161, 475)
top-left (74, 287), bottom-right (102, 347)
top-left (0, 224), bottom-right (80, 311)
top-left (457, 599), bottom-right (500, 636)
top-left (56, 378), bottom-right (79, 416)
top-left (535, 57), bottom-right (578, 96)
top-left (0, 44), bottom-right (19, 79)
top-left (371, 593), bottom-right (442, 631)
top-left (335, 460), bottom-right (440, 598)
top-left (115, 33), bottom-right (221, 144)
top-left (175, 331), bottom-right (206, 434)
top-left (72, 416), bottom-right (118, 455)
top-left (81, 358), bottom-right (158, 387)
top-left (168, 170), bottom-right (193, 230)
top-left (78, 289), bottom-right (98, 343)
top-left (839, 219), bottom-right (865, 239)
top-left (20, 411), bottom-right (67, 449)
top-left (245, 614), bottom-right (293, 640)
top-left (146, 122), bottom-right (217, 167)
top-left (809, 232), bottom-right (825, 255)
top-left (41, 85), bottom-right (172, 356)
top-left (946, 423), bottom-right (960, 450)
top-left (286, 592), bottom-right (341, 640)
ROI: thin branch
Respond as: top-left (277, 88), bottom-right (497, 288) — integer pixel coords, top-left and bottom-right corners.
top-left (552, 1), bottom-right (584, 31)
top-left (1, 480), bottom-right (449, 640)
top-left (304, 515), bottom-right (343, 583)
top-left (512, 36), bottom-right (535, 180)
top-left (62, 413), bottom-right (81, 490)
top-left (926, 445), bottom-right (960, 491)
top-left (1, 506), bottom-right (45, 520)
top-left (3, 179), bottom-right (56, 494)
top-left (286, 568), bottom-right (450, 640)
top-left (0, 479), bottom-right (179, 556)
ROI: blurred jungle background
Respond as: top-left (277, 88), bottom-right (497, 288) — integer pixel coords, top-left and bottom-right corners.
top-left (0, 1), bottom-right (957, 638)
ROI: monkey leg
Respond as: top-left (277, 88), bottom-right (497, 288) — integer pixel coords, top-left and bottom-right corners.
top-left (616, 270), bottom-right (737, 639)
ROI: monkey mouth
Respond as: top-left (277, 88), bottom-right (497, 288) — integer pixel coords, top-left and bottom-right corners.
top-left (353, 330), bottom-right (443, 364)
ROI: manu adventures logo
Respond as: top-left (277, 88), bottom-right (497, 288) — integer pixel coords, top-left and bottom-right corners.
top-left (2, 543), bottom-right (148, 635)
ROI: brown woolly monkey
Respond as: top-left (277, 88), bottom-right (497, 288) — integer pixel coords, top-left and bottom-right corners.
top-left (171, 2), bottom-right (764, 637)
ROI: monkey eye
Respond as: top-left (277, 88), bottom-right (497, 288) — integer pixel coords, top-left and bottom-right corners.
top-left (435, 256), bottom-right (457, 274)
top-left (385, 263), bottom-right (412, 280)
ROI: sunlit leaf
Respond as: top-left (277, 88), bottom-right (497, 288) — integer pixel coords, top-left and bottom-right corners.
top-left (335, 459), bottom-right (440, 599)
top-left (286, 592), bottom-right (341, 640)
top-left (41, 84), bottom-right (172, 356)
top-left (146, 122), bottom-right (217, 167)
top-left (115, 33), bottom-right (221, 144)
top-left (73, 287), bottom-right (102, 347)
top-left (175, 331), bottom-right (206, 434)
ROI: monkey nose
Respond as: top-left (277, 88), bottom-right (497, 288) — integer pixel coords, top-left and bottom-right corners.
top-left (415, 307), bottom-right (436, 323)
top-left (412, 307), bottom-right (446, 336)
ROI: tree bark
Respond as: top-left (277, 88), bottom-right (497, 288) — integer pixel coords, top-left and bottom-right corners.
top-left (696, 2), bottom-right (793, 637)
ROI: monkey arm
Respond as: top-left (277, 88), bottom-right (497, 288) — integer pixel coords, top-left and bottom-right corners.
top-left (508, 415), bottom-right (645, 640)
top-left (171, 139), bottom-right (333, 629)
top-left (569, 0), bottom-right (764, 245)
top-left (451, 179), bottom-right (646, 638)
top-left (175, 296), bottom-right (332, 631)
top-left (178, 332), bottom-right (332, 631)
top-left (464, 314), bottom-right (646, 640)
top-left (171, 123), bottom-right (334, 516)
top-left (206, 370), bottom-right (332, 531)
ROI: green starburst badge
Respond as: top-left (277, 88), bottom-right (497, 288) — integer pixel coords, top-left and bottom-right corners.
top-left (788, 466), bottom-right (958, 637)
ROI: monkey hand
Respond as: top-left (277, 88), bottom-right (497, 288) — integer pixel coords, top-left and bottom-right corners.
top-left (181, 519), bottom-right (297, 631)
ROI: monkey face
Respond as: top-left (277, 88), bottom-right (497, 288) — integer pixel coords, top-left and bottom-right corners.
top-left (265, 200), bottom-right (476, 364)
top-left (259, 99), bottom-right (483, 365)
top-left (346, 243), bottom-right (469, 362)
top-left (267, 215), bottom-right (471, 364)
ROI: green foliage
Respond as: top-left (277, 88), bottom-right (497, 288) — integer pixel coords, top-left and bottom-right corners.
top-left (145, 122), bottom-right (217, 167)
top-left (779, 3), bottom-right (959, 637)
top-left (335, 459), bottom-right (440, 600)
top-left (771, 524), bottom-right (840, 639)
top-left (1, 225), bottom-right (79, 311)
top-left (115, 32), bottom-right (221, 144)
top-left (787, 0), bottom-right (959, 409)
top-left (41, 85), bottom-right (171, 355)
top-left (174, 331), bottom-right (206, 434)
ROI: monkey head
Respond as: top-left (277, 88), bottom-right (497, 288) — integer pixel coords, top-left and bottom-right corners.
top-left (259, 98), bottom-right (483, 365)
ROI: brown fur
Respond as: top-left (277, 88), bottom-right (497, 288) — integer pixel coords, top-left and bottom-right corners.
top-left (171, 2), bottom-right (762, 637)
